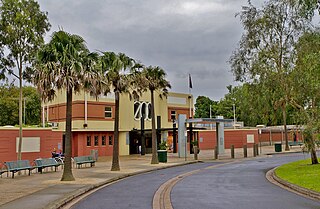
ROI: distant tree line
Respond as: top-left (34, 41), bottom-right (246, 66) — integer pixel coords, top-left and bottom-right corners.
top-left (0, 83), bottom-right (41, 126)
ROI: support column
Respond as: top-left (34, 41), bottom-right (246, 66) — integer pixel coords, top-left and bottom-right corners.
top-left (178, 114), bottom-right (187, 158)
top-left (140, 115), bottom-right (145, 155)
top-left (216, 118), bottom-right (225, 154)
top-left (173, 122), bottom-right (177, 153)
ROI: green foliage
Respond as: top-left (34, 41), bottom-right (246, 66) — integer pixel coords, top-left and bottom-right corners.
top-left (292, 30), bottom-right (320, 163)
top-left (158, 141), bottom-right (167, 150)
top-left (0, 84), bottom-right (41, 125)
top-left (298, 0), bottom-right (319, 17)
top-left (275, 159), bottom-right (320, 192)
top-left (0, 0), bottom-right (50, 76)
top-left (229, 0), bottom-right (312, 149)
top-left (194, 96), bottom-right (218, 118)
top-left (23, 86), bottom-right (41, 125)
top-left (194, 82), bottom-right (303, 127)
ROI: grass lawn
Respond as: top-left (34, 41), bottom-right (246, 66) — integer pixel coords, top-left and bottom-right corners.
top-left (275, 158), bottom-right (320, 193)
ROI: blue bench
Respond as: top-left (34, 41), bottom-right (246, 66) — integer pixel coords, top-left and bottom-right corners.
top-left (34, 158), bottom-right (61, 173)
top-left (0, 163), bottom-right (6, 177)
top-left (288, 141), bottom-right (304, 147)
top-left (74, 155), bottom-right (95, 168)
top-left (5, 160), bottom-right (34, 178)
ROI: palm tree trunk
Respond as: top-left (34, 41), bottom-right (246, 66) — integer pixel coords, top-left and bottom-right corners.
top-left (151, 90), bottom-right (159, 164)
top-left (61, 86), bottom-right (75, 181)
top-left (111, 90), bottom-right (120, 171)
top-left (282, 104), bottom-right (289, 151)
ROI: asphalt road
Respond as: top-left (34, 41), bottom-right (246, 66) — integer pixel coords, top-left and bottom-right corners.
top-left (72, 154), bottom-right (320, 209)
top-left (71, 163), bottom-right (215, 209)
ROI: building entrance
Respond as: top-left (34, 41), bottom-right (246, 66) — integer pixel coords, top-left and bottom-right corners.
top-left (129, 130), bottom-right (152, 154)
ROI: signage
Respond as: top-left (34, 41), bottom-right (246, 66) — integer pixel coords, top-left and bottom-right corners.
top-left (134, 101), bottom-right (152, 120)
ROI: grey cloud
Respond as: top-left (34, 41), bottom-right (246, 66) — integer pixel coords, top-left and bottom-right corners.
top-left (38, 0), bottom-right (251, 101)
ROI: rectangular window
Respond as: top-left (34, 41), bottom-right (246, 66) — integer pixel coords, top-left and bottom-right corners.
top-left (105, 106), bottom-right (112, 118)
top-left (170, 110), bottom-right (176, 120)
top-left (94, 136), bottom-right (99, 146)
top-left (87, 136), bottom-right (91, 146)
top-left (109, 135), bottom-right (113, 145)
top-left (102, 136), bottom-right (106, 146)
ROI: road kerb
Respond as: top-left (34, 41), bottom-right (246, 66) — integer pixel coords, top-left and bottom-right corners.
top-left (266, 167), bottom-right (320, 202)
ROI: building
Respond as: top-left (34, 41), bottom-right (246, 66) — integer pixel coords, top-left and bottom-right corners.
top-left (44, 90), bottom-right (193, 157)
top-left (1, 89), bottom-right (275, 163)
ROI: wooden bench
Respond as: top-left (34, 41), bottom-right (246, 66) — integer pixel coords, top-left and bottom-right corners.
top-left (74, 155), bottom-right (95, 168)
top-left (288, 141), bottom-right (304, 147)
top-left (5, 160), bottom-right (34, 178)
top-left (34, 158), bottom-right (61, 173)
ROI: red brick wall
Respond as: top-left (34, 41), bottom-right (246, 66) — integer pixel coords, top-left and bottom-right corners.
top-left (0, 129), bottom-right (115, 163)
top-left (198, 129), bottom-right (259, 150)
top-left (47, 101), bottom-right (115, 122)
top-left (167, 107), bottom-right (193, 122)
top-left (0, 129), bottom-right (63, 162)
top-left (73, 131), bottom-right (114, 157)
top-left (260, 131), bottom-right (303, 144)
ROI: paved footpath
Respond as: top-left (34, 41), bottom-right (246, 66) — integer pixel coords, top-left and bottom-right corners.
top-left (0, 146), bottom-right (306, 209)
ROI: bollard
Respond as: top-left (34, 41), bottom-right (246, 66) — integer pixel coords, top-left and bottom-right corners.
top-left (194, 146), bottom-right (198, 160)
top-left (243, 144), bottom-right (247, 158)
top-left (256, 144), bottom-right (259, 156)
top-left (214, 146), bottom-right (218, 160)
top-left (253, 144), bottom-right (257, 157)
top-left (231, 145), bottom-right (235, 159)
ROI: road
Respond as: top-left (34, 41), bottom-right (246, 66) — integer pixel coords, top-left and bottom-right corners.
top-left (71, 154), bottom-right (320, 209)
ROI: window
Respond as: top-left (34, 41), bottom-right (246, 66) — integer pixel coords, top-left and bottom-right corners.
top-left (94, 136), bottom-right (99, 146)
top-left (102, 136), bottom-right (106, 146)
top-left (171, 110), bottom-right (176, 120)
top-left (105, 106), bottom-right (112, 118)
top-left (109, 135), bottom-right (113, 145)
top-left (87, 136), bottom-right (91, 146)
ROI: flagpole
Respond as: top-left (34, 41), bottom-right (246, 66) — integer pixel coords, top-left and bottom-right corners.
top-left (188, 74), bottom-right (192, 119)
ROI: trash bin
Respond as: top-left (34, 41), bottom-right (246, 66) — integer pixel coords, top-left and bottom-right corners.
top-left (90, 149), bottom-right (98, 161)
top-left (157, 150), bottom-right (167, 163)
top-left (275, 143), bottom-right (282, 152)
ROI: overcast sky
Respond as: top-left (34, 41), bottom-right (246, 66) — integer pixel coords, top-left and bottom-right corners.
top-left (37, 0), bottom-right (251, 101)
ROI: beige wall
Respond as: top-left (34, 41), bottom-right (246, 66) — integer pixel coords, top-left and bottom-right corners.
top-left (45, 90), bottom-right (193, 156)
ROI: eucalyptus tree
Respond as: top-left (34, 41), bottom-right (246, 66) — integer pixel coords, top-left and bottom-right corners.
top-left (0, 0), bottom-right (50, 160)
top-left (135, 66), bottom-right (171, 164)
top-left (291, 30), bottom-right (320, 164)
top-left (194, 96), bottom-right (218, 118)
top-left (100, 52), bottom-right (135, 171)
top-left (229, 0), bottom-right (311, 150)
top-left (33, 31), bottom-right (101, 181)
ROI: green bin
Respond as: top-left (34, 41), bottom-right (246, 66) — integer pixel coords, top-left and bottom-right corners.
top-left (157, 150), bottom-right (167, 163)
top-left (275, 143), bottom-right (282, 152)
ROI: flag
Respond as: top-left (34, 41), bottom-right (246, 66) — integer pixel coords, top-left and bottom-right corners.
top-left (189, 74), bottom-right (193, 89)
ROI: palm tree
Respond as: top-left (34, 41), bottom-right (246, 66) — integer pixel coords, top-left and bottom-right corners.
top-left (100, 52), bottom-right (135, 171)
top-left (33, 30), bottom-right (100, 181)
top-left (138, 66), bottom-right (171, 164)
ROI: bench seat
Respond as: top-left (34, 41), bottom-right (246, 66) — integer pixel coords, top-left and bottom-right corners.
top-left (0, 169), bottom-right (6, 177)
top-left (5, 160), bottom-right (34, 178)
top-left (34, 158), bottom-right (61, 173)
top-left (74, 156), bottom-right (95, 168)
top-left (288, 141), bottom-right (304, 147)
